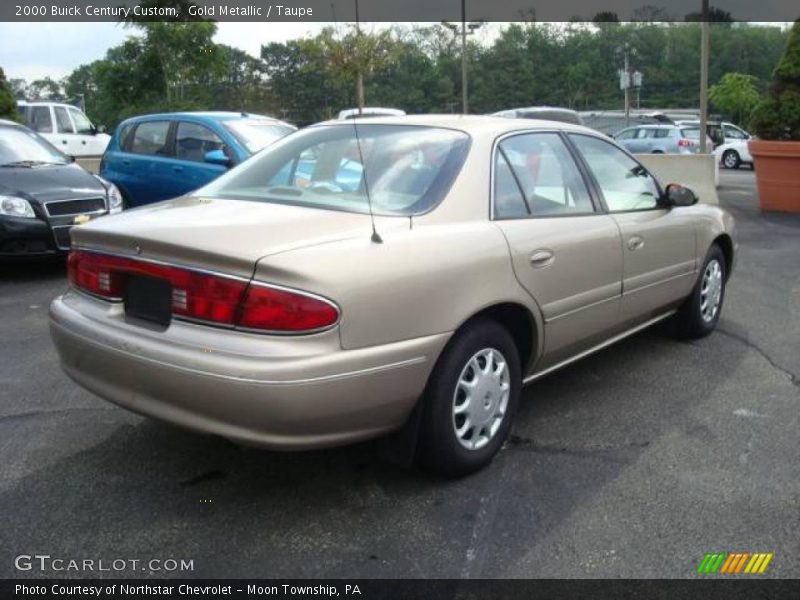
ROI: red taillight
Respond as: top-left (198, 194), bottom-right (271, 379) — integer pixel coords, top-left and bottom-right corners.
top-left (678, 138), bottom-right (694, 148)
top-left (67, 250), bottom-right (338, 333)
top-left (238, 284), bottom-right (339, 332)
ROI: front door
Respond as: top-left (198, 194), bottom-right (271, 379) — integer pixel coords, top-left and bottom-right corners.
top-left (568, 133), bottom-right (697, 326)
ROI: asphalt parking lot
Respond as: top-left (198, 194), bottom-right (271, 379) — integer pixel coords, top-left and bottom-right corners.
top-left (1, 169), bottom-right (798, 579)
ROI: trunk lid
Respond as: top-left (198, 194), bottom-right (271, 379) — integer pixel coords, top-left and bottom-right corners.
top-left (72, 196), bottom-right (405, 278)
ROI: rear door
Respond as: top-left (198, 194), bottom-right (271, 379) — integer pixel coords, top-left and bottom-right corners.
top-left (568, 133), bottom-right (697, 326)
top-left (119, 119), bottom-right (176, 207)
top-left (492, 131), bottom-right (623, 371)
top-left (52, 105), bottom-right (79, 156)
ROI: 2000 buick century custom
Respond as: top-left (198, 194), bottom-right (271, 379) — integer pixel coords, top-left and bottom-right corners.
top-left (50, 116), bottom-right (736, 475)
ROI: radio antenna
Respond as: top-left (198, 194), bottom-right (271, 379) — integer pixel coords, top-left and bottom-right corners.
top-left (351, 117), bottom-right (382, 244)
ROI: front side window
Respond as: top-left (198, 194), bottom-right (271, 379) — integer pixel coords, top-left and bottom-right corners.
top-left (199, 125), bottom-right (470, 216)
top-left (130, 121), bottom-right (171, 156)
top-left (724, 125), bottom-right (746, 140)
top-left (53, 106), bottom-right (75, 134)
top-left (494, 133), bottom-right (594, 217)
top-left (175, 122), bottom-right (225, 163)
top-left (570, 134), bottom-right (661, 212)
top-left (615, 128), bottom-right (636, 140)
top-left (68, 108), bottom-right (94, 135)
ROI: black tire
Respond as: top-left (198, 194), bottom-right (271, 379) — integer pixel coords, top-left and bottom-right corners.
top-left (417, 318), bottom-right (521, 477)
top-left (722, 149), bottom-right (741, 169)
top-left (674, 244), bottom-right (727, 339)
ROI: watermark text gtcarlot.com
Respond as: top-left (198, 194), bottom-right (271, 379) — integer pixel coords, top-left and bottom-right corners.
top-left (14, 554), bottom-right (194, 573)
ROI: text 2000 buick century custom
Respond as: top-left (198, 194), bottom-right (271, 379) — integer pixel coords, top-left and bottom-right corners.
top-left (50, 116), bottom-right (736, 476)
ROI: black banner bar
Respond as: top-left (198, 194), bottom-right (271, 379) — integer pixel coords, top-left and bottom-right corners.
top-left (2, 0), bottom-right (799, 23)
top-left (3, 579), bottom-right (800, 600)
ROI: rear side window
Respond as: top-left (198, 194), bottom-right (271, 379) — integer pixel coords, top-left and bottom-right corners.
top-left (494, 133), bottom-right (594, 217)
top-left (130, 121), bottom-right (171, 156)
top-left (53, 106), bottom-right (75, 134)
top-left (653, 129), bottom-right (672, 139)
top-left (28, 106), bottom-right (53, 133)
top-left (175, 122), bottom-right (225, 162)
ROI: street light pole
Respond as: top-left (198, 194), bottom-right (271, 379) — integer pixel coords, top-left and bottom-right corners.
top-left (699, 0), bottom-right (710, 153)
top-left (442, 2), bottom-right (481, 115)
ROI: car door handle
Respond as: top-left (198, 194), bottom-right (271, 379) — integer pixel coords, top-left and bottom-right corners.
top-left (172, 166), bottom-right (183, 172)
top-left (81, 141), bottom-right (86, 145)
top-left (627, 235), bottom-right (645, 251)
top-left (61, 140), bottom-right (68, 145)
top-left (122, 159), bottom-right (131, 165)
top-left (529, 249), bottom-right (555, 267)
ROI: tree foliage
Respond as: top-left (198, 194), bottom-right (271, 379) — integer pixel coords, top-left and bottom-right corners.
top-left (13, 21), bottom-right (788, 130)
top-left (0, 68), bottom-right (19, 121)
top-left (709, 73), bottom-right (760, 124)
top-left (750, 19), bottom-right (800, 140)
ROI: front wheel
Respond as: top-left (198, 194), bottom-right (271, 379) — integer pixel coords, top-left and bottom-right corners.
top-left (722, 149), bottom-right (741, 169)
top-left (674, 244), bottom-right (727, 338)
top-left (417, 319), bottom-right (521, 477)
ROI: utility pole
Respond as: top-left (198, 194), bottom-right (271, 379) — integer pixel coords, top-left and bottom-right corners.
top-left (624, 49), bottom-right (630, 124)
top-left (699, 0), bottom-right (710, 153)
top-left (354, 0), bottom-right (364, 115)
top-left (616, 44), bottom-right (637, 126)
top-left (442, 2), bottom-right (482, 114)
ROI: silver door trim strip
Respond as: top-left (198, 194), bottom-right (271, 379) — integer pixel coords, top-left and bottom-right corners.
top-left (523, 311), bottom-right (676, 385)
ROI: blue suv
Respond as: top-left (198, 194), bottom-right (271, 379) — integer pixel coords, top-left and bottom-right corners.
top-left (100, 112), bottom-right (296, 207)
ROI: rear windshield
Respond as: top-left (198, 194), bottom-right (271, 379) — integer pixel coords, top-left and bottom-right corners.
top-left (198, 124), bottom-right (471, 216)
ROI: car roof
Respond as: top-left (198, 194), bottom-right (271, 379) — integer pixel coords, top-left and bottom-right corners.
top-left (17, 101), bottom-right (80, 109)
top-left (121, 111), bottom-right (289, 124)
top-left (311, 114), bottom-right (597, 137)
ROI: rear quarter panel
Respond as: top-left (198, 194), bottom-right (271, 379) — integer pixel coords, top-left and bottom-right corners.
top-left (252, 222), bottom-right (541, 354)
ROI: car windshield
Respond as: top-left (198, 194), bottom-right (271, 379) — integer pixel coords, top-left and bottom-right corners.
top-left (223, 119), bottom-right (296, 154)
top-left (0, 126), bottom-right (69, 166)
top-left (199, 124), bottom-right (471, 216)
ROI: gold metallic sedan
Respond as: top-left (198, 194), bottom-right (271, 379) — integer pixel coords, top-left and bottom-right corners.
top-left (49, 116), bottom-right (736, 476)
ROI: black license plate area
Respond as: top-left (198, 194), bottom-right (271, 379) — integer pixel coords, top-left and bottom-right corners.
top-left (124, 275), bottom-right (172, 328)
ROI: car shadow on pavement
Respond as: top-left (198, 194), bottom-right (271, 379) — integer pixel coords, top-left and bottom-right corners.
top-left (0, 325), bottom-right (748, 579)
top-left (0, 257), bottom-right (66, 281)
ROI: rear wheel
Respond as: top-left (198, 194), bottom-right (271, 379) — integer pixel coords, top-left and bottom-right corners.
top-left (722, 149), bottom-right (741, 169)
top-left (417, 319), bottom-right (521, 477)
top-left (674, 244), bottom-right (726, 338)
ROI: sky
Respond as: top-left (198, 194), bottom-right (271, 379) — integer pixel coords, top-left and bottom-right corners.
top-left (0, 22), bottom-right (326, 82)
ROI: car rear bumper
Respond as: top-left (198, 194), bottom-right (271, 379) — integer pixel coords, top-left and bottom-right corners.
top-left (49, 291), bottom-right (449, 449)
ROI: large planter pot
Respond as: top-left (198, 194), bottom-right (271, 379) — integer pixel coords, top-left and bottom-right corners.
top-left (748, 139), bottom-right (800, 213)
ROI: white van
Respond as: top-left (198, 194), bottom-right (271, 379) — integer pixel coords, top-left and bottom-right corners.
top-left (17, 101), bottom-right (111, 157)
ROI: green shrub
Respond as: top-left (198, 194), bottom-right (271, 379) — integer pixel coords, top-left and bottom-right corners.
top-left (750, 19), bottom-right (800, 140)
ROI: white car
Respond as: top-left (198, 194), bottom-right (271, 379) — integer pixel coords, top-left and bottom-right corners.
top-left (337, 107), bottom-right (406, 120)
top-left (715, 140), bottom-right (753, 170)
top-left (17, 101), bottom-right (111, 157)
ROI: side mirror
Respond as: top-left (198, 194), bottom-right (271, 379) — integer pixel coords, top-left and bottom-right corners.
top-left (96, 124), bottom-right (106, 134)
top-left (664, 183), bottom-right (698, 207)
top-left (204, 149), bottom-right (231, 167)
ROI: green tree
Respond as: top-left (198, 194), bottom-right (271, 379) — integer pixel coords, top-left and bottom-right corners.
top-left (0, 68), bottom-right (19, 121)
top-left (709, 72), bottom-right (760, 125)
top-left (320, 25), bottom-right (396, 112)
top-left (750, 19), bottom-right (800, 140)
